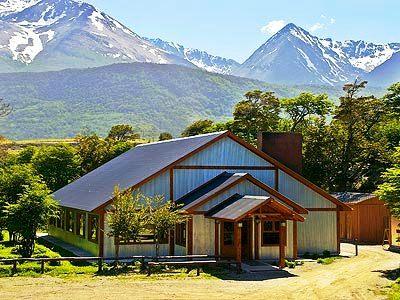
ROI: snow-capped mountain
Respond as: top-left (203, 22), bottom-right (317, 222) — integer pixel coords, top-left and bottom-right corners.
top-left (144, 37), bottom-right (240, 75)
top-left (235, 23), bottom-right (364, 85)
top-left (0, 0), bottom-right (191, 72)
top-left (321, 39), bottom-right (400, 72)
top-left (366, 52), bottom-right (400, 86)
top-left (235, 23), bottom-right (400, 85)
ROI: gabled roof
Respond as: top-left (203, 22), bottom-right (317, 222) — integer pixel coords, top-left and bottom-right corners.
top-left (331, 192), bottom-right (377, 204)
top-left (53, 131), bottom-right (227, 211)
top-left (206, 194), bottom-right (305, 222)
top-left (53, 130), bottom-right (350, 212)
top-left (177, 172), bottom-right (308, 214)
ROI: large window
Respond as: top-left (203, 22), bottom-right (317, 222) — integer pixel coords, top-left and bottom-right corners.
top-left (88, 214), bottom-right (99, 243)
top-left (76, 213), bottom-right (86, 238)
top-left (262, 221), bottom-right (285, 246)
top-left (65, 210), bottom-right (75, 233)
top-left (118, 226), bottom-right (168, 245)
top-left (175, 222), bottom-right (186, 247)
top-left (223, 222), bottom-right (234, 246)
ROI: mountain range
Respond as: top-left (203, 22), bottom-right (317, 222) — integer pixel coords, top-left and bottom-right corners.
top-left (0, 0), bottom-right (399, 86)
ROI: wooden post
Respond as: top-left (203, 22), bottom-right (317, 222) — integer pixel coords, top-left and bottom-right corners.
top-left (279, 222), bottom-right (286, 269)
top-left (254, 219), bottom-right (260, 260)
top-left (196, 267), bottom-right (200, 276)
top-left (293, 221), bottom-right (298, 259)
top-left (355, 238), bottom-right (358, 256)
top-left (169, 229), bottom-right (175, 256)
top-left (12, 260), bottom-right (17, 273)
top-left (214, 221), bottom-right (219, 257)
top-left (40, 260), bottom-right (45, 274)
top-left (336, 209), bottom-right (341, 255)
top-left (187, 218), bottom-right (193, 255)
top-left (98, 258), bottom-right (103, 272)
top-left (234, 222), bottom-right (242, 263)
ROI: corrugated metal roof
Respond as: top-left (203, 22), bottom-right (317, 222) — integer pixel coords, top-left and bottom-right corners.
top-left (331, 192), bottom-right (377, 204)
top-left (53, 131), bottom-right (227, 211)
top-left (178, 173), bottom-right (248, 211)
top-left (209, 195), bottom-right (270, 221)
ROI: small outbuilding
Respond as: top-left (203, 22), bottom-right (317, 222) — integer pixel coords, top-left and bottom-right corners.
top-left (333, 192), bottom-right (391, 244)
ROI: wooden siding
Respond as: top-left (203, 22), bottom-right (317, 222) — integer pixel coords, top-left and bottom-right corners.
top-left (178, 137), bottom-right (273, 167)
top-left (340, 199), bottom-right (391, 244)
top-left (173, 169), bottom-right (275, 200)
top-left (133, 170), bottom-right (170, 201)
top-left (278, 170), bottom-right (335, 208)
top-left (297, 211), bottom-right (337, 254)
top-left (192, 215), bottom-right (215, 255)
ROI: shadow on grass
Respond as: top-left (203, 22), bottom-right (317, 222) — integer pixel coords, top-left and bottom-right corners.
top-left (375, 268), bottom-right (400, 281)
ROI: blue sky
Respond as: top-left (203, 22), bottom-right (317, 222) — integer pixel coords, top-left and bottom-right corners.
top-left (87, 0), bottom-right (399, 63)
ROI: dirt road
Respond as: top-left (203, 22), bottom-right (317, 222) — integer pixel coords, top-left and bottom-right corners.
top-left (0, 245), bottom-right (399, 300)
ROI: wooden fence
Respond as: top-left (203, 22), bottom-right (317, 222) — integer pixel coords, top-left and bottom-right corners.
top-left (0, 255), bottom-right (237, 274)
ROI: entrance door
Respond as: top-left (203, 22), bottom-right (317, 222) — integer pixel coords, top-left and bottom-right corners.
top-left (220, 220), bottom-right (252, 260)
top-left (241, 219), bottom-right (252, 260)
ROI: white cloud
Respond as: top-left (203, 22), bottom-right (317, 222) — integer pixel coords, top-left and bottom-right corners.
top-left (330, 18), bottom-right (336, 24)
top-left (261, 20), bottom-right (286, 35)
top-left (309, 22), bottom-right (324, 32)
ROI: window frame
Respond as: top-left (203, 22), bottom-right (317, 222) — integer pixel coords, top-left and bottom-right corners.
top-left (75, 212), bottom-right (86, 238)
top-left (223, 222), bottom-right (234, 246)
top-left (88, 214), bottom-right (99, 244)
top-left (175, 222), bottom-right (186, 247)
top-left (261, 220), bottom-right (286, 246)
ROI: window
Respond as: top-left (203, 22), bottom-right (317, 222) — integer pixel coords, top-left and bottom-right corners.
top-left (76, 213), bottom-right (86, 237)
top-left (118, 226), bottom-right (168, 245)
top-left (175, 222), bottom-right (186, 247)
top-left (88, 214), bottom-right (99, 243)
top-left (65, 210), bottom-right (75, 233)
top-left (56, 209), bottom-right (63, 228)
top-left (223, 222), bottom-right (234, 246)
top-left (262, 221), bottom-right (285, 246)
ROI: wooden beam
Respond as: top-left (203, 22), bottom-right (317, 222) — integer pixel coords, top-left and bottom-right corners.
top-left (293, 221), bottom-right (298, 259)
top-left (275, 168), bottom-right (279, 191)
top-left (234, 222), bottom-right (242, 263)
top-left (187, 218), bottom-right (193, 255)
top-left (279, 222), bottom-right (286, 268)
top-left (173, 165), bottom-right (277, 170)
top-left (305, 207), bottom-right (339, 211)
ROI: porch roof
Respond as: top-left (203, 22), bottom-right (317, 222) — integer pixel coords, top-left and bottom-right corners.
top-left (206, 194), bottom-right (305, 222)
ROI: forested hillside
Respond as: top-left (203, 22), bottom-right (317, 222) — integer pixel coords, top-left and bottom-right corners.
top-left (0, 63), bottom-right (383, 139)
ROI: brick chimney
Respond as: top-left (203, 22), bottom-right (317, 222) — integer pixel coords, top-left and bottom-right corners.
top-left (257, 132), bottom-right (303, 174)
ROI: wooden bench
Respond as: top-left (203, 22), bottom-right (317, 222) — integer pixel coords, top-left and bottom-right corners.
top-left (146, 259), bottom-right (241, 276)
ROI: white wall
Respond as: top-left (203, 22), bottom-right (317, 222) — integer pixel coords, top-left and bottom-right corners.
top-left (192, 215), bottom-right (215, 255)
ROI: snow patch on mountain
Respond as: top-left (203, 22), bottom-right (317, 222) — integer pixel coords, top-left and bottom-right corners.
top-left (144, 37), bottom-right (240, 74)
top-left (0, 0), bottom-right (39, 16)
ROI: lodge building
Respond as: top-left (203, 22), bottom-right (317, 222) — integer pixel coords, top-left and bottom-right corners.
top-left (50, 131), bottom-right (351, 265)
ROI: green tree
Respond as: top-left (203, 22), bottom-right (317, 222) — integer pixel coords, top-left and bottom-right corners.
top-left (107, 186), bottom-right (147, 260)
top-left (15, 146), bottom-right (37, 164)
top-left (159, 132), bottom-right (173, 141)
top-left (107, 124), bottom-right (140, 142)
top-left (281, 92), bottom-right (333, 132)
top-left (4, 182), bottom-right (58, 257)
top-left (181, 119), bottom-right (214, 137)
top-left (231, 90), bottom-right (281, 144)
top-left (383, 82), bottom-right (400, 116)
top-left (146, 196), bottom-right (184, 257)
top-left (76, 134), bottom-right (109, 173)
top-left (376, 148), bottom-right (400, 218)
top-left (31, 145), bottom-right (81, 191)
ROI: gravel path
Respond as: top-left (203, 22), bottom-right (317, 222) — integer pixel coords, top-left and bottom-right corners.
top-left (0, 244), bottom-right (399, 300)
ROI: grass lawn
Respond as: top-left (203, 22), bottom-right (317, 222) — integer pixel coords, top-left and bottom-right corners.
top-left (0, 231), bottom-right (229, 280)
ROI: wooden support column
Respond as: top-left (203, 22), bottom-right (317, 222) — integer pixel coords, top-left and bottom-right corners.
top-left (187, 217), bottom-right (193, 255)
top-left (169, 229), bottom-right (175, 256)
top-left (279, 221), bottom-right (286, 269)
top-left (234, 222), bottom-right (242, 263)
top-left (214, 221), bottom-right (220, 256)
top-left (336, 209), bottom-right (341, 255)
top-left (169, 168), bottom-right (174, 202)
top-left (254, 219), bottom-right (260, 260)
top-left (99, 211), bottom-right (105, 257)
top-left (293, 221), bottom-right (298, 259)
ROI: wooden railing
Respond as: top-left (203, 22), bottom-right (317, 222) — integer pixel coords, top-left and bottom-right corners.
top-left (0, 255), bottom-right (237, 274)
